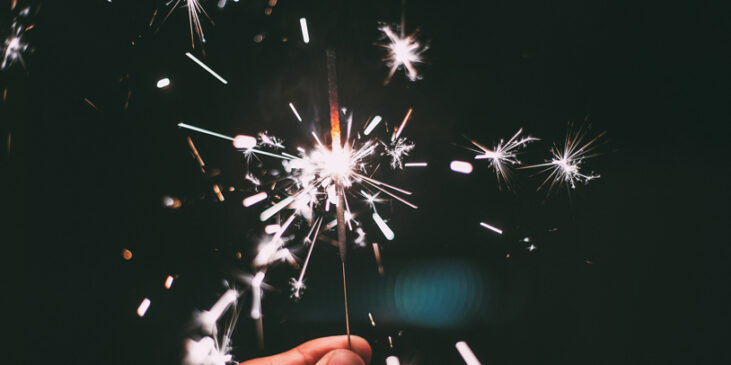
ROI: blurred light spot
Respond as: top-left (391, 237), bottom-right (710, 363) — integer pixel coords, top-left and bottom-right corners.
top-left (164, 275), bottom-right (174, 289)
top-left (137, 298), bottom-right (151, 317)
top-left (122, 249), bottom-right (133, 260)
top-left (162, 195), bottom-right (182, 209)
top-left (386, 356), bottom-right (400, 365)
top-left (156, 77), bottom-right (170, 88)
top-left (394, 260), bottom-right (483, 327)
top-left (267, 0), bottom-right (277, 6)
top-left (450, 160), bottom-right (473, 174)
top-left (253, 34), bottom-right (264, 43)
top-left (264, 224), bottom-right (280, 234)
top-left (233, 134), bottom-right (257, 149)
top-left (299, 18), bottom-right (310, 44)
top-left (264, 7), bottom-right (272, 15)
top-left (243, 192), bottom-right (267, 207)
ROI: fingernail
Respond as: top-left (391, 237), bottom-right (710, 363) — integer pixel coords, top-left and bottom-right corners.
top-left (327, 351), bottom-right (363, 365)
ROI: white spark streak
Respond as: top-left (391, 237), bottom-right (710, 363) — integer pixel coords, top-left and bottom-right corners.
top-left (404, 162), bottom-right (427, 167)
top-left (288, 102), bottom-right (303, 122)
top-left (455, 341), bottom-right (481, 365)
top-left (450, 160), bottom-right (473, 174)
top-left (185, 52), bottom-right (228, 85)
top-left (250, 272), bottom-right (265, 319)
top-left (264, 224), bottom-right (280, 234)
top-left (299, 18), bottom-right (310, 44)
top-left (363, 115), bottom-right (382, 135)
top-left (178, 123), bottom-right (233, 140)
top-left (164, 0), bottom-right (212, 48)
top-left (243, 192), bottom-right (267, 207)
top-left (137, 298), bottom-right (151, 317)
top-left (372, 212), bottom-right (394, 240)
top-left (368, 312), bottom-right (376, 327)
top-left (480, 222), bottom-right (503, 235)
top-left (259, 196), bottom-right (295, 221)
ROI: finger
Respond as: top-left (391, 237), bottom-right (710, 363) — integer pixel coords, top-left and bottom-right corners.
top-left (315, 349), bottom-right (365, 365)
top-left (239, 335), bottom-right (371, 365)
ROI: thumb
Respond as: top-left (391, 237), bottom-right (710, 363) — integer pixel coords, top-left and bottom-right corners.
top-left (315, 349), bottom-right (366, 365)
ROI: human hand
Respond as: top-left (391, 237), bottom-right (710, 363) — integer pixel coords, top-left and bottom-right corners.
top-left (239, 335), bottom-right (371, 365)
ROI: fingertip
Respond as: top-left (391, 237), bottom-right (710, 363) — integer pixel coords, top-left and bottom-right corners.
top-left (316, 349), bottom-right (365, 365)
top-left (349, 336), bottom-right (372, 364)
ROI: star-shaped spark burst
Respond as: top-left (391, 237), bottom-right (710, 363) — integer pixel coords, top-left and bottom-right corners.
top-left (523, 125), bottom-right (606, 192)
top-left (465, 128), bottom-right (539, 190)
top-left (1, 7), bottom-right (31, 71)
top-left (378, 24), bottom-right (427, 84)
top-left (162, 0), bottom-right (213, 48)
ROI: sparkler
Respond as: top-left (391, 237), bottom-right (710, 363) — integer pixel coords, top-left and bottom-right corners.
top-left (466, 128), bottom-right (538, 190)
top-left (176, 48), bottom-right (420, 354)
top-left (185, 52), bottom-right (228, 84)
top-left (455, 341), bottom-right (481, 365)
top-left (522, 125), bottom-right (606, 192)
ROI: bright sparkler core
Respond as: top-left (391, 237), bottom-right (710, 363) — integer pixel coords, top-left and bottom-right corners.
top-left (468, 128), bottom-right (538, 189)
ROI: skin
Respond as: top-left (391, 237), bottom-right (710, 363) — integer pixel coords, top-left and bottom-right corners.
top-left (239, 335), bottom-right (371, 365)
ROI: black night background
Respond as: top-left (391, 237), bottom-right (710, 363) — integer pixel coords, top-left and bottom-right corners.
top-left (3, 0), bottom-right (729, 364)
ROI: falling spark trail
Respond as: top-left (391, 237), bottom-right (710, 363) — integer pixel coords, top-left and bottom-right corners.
top-left (259, 196), bottom-right (295, 221)
top-left (137, 298), bottom-right (151, 317)
top-left (455, 341), bottom-right (481, 365)
top-left (404, 161), bottom-right (427, 167)
top-left (363, 115), bottom-right (382, 136)
top-left (299, 18), bottom-right (310, 44)
top-left (291, 218), bottom-right (323, 298)
top-left (480, 222), bottom-right (503, 235)
top-left (243, 192), bottom-right (267, 207)
top-left (162, 0), bottom-right (212, 48)
top-left (288, 102), bottom-right (302, 122)
top-left (372, 243), bottom-right (385, 276)
top-left (250, 272), bottom-right (265, 319)
top-left (185, 52), bottom-right (228, 84)
top-left (392, 108), bottom-right (412, 142)
top-left (372, 212), bottom-right (395, 240)
top-left (368, 312), bottom-right (376, 327)
top-left (83, 98), bottom-right (99, 111)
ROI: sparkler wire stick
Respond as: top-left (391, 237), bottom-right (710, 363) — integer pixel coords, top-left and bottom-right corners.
top-left (326, 49), bottom-right (351, 350)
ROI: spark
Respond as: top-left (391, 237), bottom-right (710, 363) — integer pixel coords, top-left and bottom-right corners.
top-left (185, 52), bottom-right (228, 85)
top-left (1, 11), bottom-right (30, 71)
top-left (384, 138), bottom-right (415, 169)
top-left (527, 244), bottom-right (537, 252)
top-left (156, 77), bottom-right (171, 88)
top-left (379, 25), bottom-right (427, 84)
top-left (480, 221), bottom-right (503, 235)
top-left (363, 115), bottom-right (382, 135)
top-left (186, 289), bottom-right (240, 365)
top-left (163, 0), bottom-right (213, 48)
top-left (232, 135), bottom-right (257, 149)
top-left (467, 128), bottom-right (538, 189)
top-left (137, 298), bottom-right (151, 317)
top-left (250, 272), bottom-right (265, 319)
top-left (392, 108), bottom-right (412, 142)
top-left (404, 161), bottom-right (427, 167)
top-left (372, 243), bottom-right (384, 276)
top-left (368, 312), bottom-right (376, 327)
top-left (455, 341), bottom-right (481, 365)
top-left (178, 123), bottom-right (233, 141)
top-left (288, 102), bottom-right (303, 122)
top-left (243, 192), bottom-right (267, 207)
top-left (299, 18), bottom-right (310, 44)
top-left (372, 212), bottom-right (395, 240)
top-left (450, 160), bottom-right (473, 174)
top-left (523, 126), bottom-right (606, 192)
top-left (164, 275), bottom-right (174, 289)
top-left (386, 356), bottom-right (401, 365)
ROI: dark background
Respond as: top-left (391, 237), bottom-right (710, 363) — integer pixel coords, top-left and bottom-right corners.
top-left (3, 0), bottom-right (729, 364)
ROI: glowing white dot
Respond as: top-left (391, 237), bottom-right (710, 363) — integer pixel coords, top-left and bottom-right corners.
top-left (450, 160), bottom-right (473, 174)
top-left (156, 78), bottom-right (170, 88)
top-left (137, 298), bottom-right (151, 317)
top-left (386, 356), bottom-right (401, 365)
top-left (233, 135), bottom-right (257, 149)
top-left (264, 224), bottom-right (280, 234)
